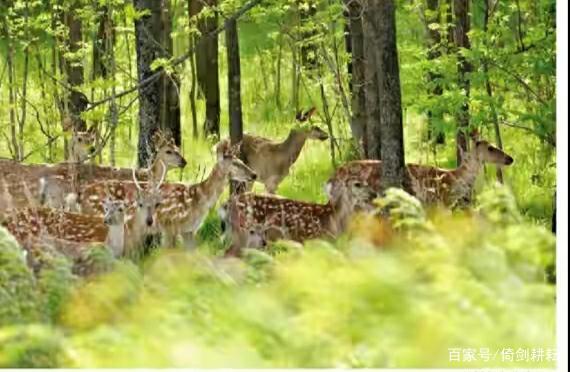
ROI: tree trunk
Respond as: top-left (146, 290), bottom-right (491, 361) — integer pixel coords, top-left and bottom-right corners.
top-left (363, 4), bottom-right (381, 160)
top-left (188, 0), bottom-right (200, 138)
top-left (193, 0), bottom-right (220, 138)
top-left (454, 0), bottom-right (471, 165)
top-left (3, 18), bottom-right (18, 160)
top-left (64, 4), bottom-right (88, 132)
top-left (298, 0), bottom-right (319, 71)
top-left (344, 0), bottom-right (367, 156)
top-left (160, 0), bottom-right (181, 145)
top-left (425, 0), bottom-right (445, 145)
top-left (226, 18), bottom-right (244, 194)
top-left (376, 0), bottom-right (406, 190)
top-left (483, 0), bottom-right (504, 183)
top-left (134, 0), bottom-right (163, 167)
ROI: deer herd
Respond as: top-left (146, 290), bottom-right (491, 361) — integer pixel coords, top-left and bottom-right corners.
top-left (0, 110), bottom-right (515, 273)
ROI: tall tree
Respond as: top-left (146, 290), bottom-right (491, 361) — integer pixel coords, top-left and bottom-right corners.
top-left (453, 0), bottom-right (471, 164)
top-left (363, 1), bottom-right (381, 160)
top-left (191, 0), bottom-right (220, 138)
top-left (344, 0), bottom-right (367, 156)
top-left (364, 0), bottom-right (406, 189)
top-left (133, 0), bottom-right (163, 167)
top-left (63, 1), bottom-right (88, 132)
top-left (425, 0), bottom-right (446, 145)
top-left (159, 0), bottom-right (181, 145)
top-left (226, 17), bottom-right (244, 193)
top-left (376, 0), bottom-right (405, 190)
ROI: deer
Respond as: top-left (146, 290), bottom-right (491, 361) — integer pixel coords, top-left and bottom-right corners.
top-left (1, 170), bottom-right (163, 259)
top-left (69, 140), bottom-right (256, 249)
top-left (37, 130), bottom-right (187, 211)
top-left (325, 137), bottom-right (514, 208)
top-left (0, 122), bottom-right (97, 182)
top-left (225, 179), bottom-right (378, 255)
top-left (221, 107), bottom-right (329, 194)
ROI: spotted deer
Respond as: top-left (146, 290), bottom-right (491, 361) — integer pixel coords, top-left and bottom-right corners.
top-left (222, 107), bottom-right (328, 193)
top-left (37, 130), bottom-right (186, 211)
top-left (326, 139), bottom-right (514, 208)
top-left (72, 141), bottom-right (256, 249)
top-left (0, 122), bottom-right (97, 182)
top-left (1, 174), bottom-right (162, 259)
top-left (226, 179), bottom-right (377, 254)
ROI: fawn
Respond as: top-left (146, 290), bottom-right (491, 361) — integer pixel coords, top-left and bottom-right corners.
top-left (226, 179), bottom-right (377, 254)
top-left (326, 138), bottom-right (514, 208)
top-left (0, 123), bottom-right (97, 181)
top-left (1, 173), bottom-right (162, 259)
top-left (221, 107), bottom-right (328, 193)
top-left (72, 140), bottom-right (256, 249)
top-left (37, 130), bottom-right (186, 211)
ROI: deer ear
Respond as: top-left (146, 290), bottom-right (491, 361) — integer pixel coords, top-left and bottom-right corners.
top-left (305, 106), bottom-right (317, 120)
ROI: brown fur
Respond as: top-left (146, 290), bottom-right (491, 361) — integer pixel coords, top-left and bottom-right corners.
top-left (224, 125), bottom-right (328, 193)
top-left (326, 140), bottom-right (514, 207)
top-left (227, 180), bottom-right (377, 253)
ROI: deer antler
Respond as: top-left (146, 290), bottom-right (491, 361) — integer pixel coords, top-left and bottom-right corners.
top-left (132, 165), bottom-right (143, 193)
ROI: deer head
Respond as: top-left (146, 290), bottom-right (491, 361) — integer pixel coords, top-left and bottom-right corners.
top-left (103, 199), bottom-right (126, 226)
top-left (472, 140), bottom-right (514, 166)
top-left (216, 140), bottom-right (257, 183)
top-left (305, 126), bottom-right (329, 141)
top-left (151, 130), bottom-right (187, 169)
top-left (68, 125), bottom-right (97, 162)
top-left (131, 163), bottom-right (165, 227)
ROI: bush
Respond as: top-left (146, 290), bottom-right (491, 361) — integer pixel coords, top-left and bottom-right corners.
top-left (0, 227), bottom-right (41, 326)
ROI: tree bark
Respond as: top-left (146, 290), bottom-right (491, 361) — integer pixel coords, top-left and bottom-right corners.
top-left (376, 0), bottom-right (406, 190)
top-left (298, 0), bottom-right (319, 70)
top-left (454, 0), bottom-right (471, 165)
top-left (363, 3), bottom-right (381, 160)
top-left (192, 0), bottom-right (220, 138)
top-left (64, 3), bottom-right (88, 132)
top-left (188, 0), bottom-right (200, 138)
top-left (226, 18), bottom-right (244, 194)
top-left (134, 0), bottom-right (163, 167)
top-left (160, 0), bottom-right (181, 145)
top-left (344, 0), bottom-right (367, 156)
top-left (425, 0), bottom-right (445, 145)
top-left (483, 0), bottom-right (504, 183)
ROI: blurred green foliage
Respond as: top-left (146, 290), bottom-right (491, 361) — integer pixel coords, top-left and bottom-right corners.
top-left (0, 187), bottom-right (557, 368)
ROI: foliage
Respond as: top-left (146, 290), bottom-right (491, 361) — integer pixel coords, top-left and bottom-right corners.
top-left (0, 227), bottom-right (41, 327)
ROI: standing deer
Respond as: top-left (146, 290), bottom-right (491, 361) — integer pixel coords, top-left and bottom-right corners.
top-left (326, 139), bottom-right (514, 208)
top-left (2, 130), bottom-right (185, 210)
top-left (72, 141), bottom-right (256, 249)
top-left (1, 171), bottom-right (163, 259)
top-left (221, 107), bottom-right (328, 193)
top-left (0, 123), bottom-right (98, 181)
top-left (226, 179), bottom-right (377, 254)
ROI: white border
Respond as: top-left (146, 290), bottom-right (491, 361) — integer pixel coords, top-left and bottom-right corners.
top-left (556, 0), bottom-right (569, 371)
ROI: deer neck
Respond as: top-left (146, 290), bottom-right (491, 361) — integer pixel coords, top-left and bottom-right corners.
top-left (450, 152), bottom-right (483, 200)
top-left (280, 130), bottom-right (308, 165)
top-left (105, 223), bottom-right (125, 257)
top-left (195, 161), bottom-right (230, 209)
top-left (325, 195), bottom-right (354, 237)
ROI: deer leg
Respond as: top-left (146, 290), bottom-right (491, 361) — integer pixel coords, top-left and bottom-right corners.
top-left (181, 231), bottom-right (197, 250)
top-left (162, 231), bottom-right (178, 249)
